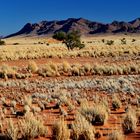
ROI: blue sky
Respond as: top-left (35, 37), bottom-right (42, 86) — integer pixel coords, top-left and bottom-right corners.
top-left (0, 0), bottom-right (140, 36)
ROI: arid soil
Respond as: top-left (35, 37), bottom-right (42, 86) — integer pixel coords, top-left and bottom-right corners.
top-left (0, 35), bottom-right (140, 140)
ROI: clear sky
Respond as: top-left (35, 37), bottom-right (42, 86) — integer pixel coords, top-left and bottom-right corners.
top-left (0, 0), bottom-right (140, 36)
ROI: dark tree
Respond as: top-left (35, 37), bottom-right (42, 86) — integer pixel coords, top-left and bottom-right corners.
top-left (53, 31), bottom-right (85, 50)
top-left (53, 31), bottom-right (66, 41)
top-left (0, 39), bottom-right (5, 45)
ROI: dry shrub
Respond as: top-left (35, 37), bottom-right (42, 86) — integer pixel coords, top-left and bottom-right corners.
top-left (27, 60), bottom-right (38, 73)
top-left (72, 113), bottom-right (95, 140)
top-left (52, 117), bottom-right (70, 140)
top-left (122, 110), bottom-right (137, 134)
top-left (19, 113), bottom-right (47, 139)
top-left (108, 130), bottom-right (124, 140)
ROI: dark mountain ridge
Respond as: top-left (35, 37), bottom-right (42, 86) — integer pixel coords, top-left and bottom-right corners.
top-left (6, 17), bottom-right (140, 38)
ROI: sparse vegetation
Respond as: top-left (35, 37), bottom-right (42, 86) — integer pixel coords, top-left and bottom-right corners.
top-left (0, 35), bottom-right (139, 140)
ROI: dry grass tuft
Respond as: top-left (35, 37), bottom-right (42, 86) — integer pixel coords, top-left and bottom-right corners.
top-left (4, 119), bottom-right (19, 140)
top-left (19, 113), bottom-right (47, 139)
top-left (122, 110), bottom-right (137, 134)
top-left (72, 113), bottom-right (95, 140)
top-left (27, 60), bottom-right (38, 73)
top-left (52, 117), bottom-right (70, 140)
top-left (80, 102), bottom-right (109, 125)
top-left (108, 130), bottom-right (124, 140)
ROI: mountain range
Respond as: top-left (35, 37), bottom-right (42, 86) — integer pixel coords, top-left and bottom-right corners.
top-left (6, 17), bottom-right (140, 38)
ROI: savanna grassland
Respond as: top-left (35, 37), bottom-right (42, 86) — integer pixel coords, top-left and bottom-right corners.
top-left (0, 34), bottom-right (139, 140)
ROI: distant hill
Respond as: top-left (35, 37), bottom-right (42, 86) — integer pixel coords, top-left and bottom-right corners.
top-left (6, 17), bottom-right (140, 38)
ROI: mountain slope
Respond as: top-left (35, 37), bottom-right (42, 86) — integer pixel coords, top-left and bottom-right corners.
top-left (6, 18), bottom-right (140, 38)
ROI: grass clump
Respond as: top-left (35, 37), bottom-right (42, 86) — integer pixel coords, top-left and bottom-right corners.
top-left (108, 130), bottom-right (124, 140)
top-left (122, 110), bottom-right (137, 134)
top-left (19, 113), bottom-right (47, 139)
top-left (112, 95), bottom-right (122, 111)
top-left (52, 117), bottom-right (70, 140)
top-left (80, 102), bottom-right (109, 125)
top-left (72, 113), bottom-right (95, 140)
top-left (4, 119), bottom-right (19, 140)
top-left (0, 64), bottom-right (17, 79)
top-left (27, 60), bottom-right (38, 73)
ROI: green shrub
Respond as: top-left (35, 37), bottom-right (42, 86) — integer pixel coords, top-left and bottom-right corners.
top-left (53, 31), bottom-right (85, 50)
top-left (0, 39), bottom-right (5, 45)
